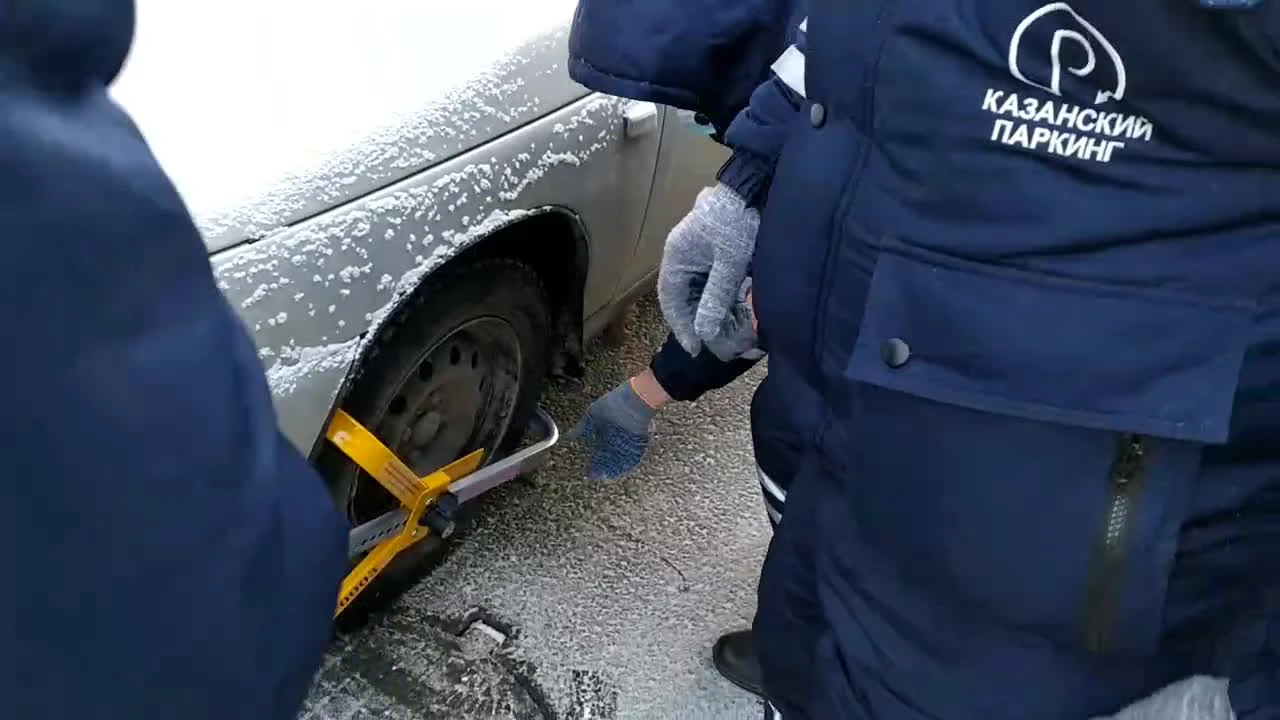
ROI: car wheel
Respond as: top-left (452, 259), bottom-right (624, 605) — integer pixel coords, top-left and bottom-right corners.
top-left (316, 257), bottom-right (551, 627)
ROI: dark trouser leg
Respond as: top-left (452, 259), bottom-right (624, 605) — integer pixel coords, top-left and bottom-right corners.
top-left (753, 457), bottom-right (825, 719)
top-left (713, 381), bottom-right (802, 701)
top-left (711, 459), bottom-right (787, 700)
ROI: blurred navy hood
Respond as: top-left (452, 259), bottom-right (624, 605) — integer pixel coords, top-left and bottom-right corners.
top-left (0, 0), bottom-right (134, 91)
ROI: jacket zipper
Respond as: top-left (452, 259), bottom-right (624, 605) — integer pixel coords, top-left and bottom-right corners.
top-left (1082, 433), bottom-right (1148, 654)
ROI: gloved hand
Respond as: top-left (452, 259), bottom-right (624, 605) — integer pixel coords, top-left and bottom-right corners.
top-left (658, 184), bottom-right (760, 356)
top-left (702, 277), bottom-right (764, 362)
top-left (566, 378), bottom-right (661, 481)
top-left (1094, 676), bottom-right (1234, 720)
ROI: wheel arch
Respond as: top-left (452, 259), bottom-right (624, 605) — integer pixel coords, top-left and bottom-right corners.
top-left (308, 206), bottom-right (590, 459)
top-left (441, 206), bottom-right (590, 384)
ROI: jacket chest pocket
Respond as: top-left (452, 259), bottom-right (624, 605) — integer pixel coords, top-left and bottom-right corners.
top-left (831, 242), bottom-right (1255, 657)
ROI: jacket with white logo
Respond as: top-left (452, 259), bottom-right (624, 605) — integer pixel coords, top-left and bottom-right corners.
top-left (730, 1), bottom-right (1280, 718)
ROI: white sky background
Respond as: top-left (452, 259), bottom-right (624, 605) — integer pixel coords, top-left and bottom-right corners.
top-left (110, 0), bottom-right (577, 219)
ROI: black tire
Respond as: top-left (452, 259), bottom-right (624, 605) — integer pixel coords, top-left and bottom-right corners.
top-left (316, 257), bottom-right (551, 629)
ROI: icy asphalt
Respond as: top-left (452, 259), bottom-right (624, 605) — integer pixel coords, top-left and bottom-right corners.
top-left (302, 293), bottom-right (772, 720)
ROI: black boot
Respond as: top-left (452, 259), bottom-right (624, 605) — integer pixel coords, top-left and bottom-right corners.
top-left (712, 629), bottom-right (764, 699)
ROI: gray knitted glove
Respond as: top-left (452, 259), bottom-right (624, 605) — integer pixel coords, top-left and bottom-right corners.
top-left (658, 184), bottom-right (760, 356)
top-left (1094, 676), bottom-right (1234, 720)
top-left (702, 278), bottom-right (763, 362)
top-left (565, 380), bottom-right (658, 481)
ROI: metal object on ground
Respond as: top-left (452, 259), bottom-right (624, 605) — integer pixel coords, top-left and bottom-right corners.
top-left (328, 407), bottom-right (561, 616)
top-left (446, 409), bottom-right (560, 503)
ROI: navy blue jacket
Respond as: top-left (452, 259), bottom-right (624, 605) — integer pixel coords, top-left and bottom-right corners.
top-left (0, 2), bottom-right (348, 717)
top-left (749, 1), bottom-right (1280, 718)
top-left (569, 0), bottom-right (795, 139)
top-left (576, 0), bottom-right (1280, 717)
top-left (648, 333), bottom-right (758, 403)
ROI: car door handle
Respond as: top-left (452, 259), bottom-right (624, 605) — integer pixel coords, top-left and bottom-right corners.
top-left (623, 101), bottom-right (659, 139)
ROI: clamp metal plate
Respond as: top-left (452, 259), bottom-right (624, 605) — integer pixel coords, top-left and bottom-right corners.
top-left (336, 408), bottom-right (561, 595)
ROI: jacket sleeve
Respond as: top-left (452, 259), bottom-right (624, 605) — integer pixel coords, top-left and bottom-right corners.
top-left (715, 16), bottom-right (809, 209)
top-left (569, 0), bottom-right (795, 137)
top-left (649, 332), bottom-right (761, 402)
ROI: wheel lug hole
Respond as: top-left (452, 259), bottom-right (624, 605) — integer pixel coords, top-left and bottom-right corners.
top-left (388, 396), bottom-right (407, 415)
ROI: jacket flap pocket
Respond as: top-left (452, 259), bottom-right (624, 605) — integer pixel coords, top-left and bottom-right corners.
top-left (848, 249), bottom-right (1254, 443)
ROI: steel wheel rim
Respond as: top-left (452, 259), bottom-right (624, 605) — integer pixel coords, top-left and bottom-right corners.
top-left (347, 316), bottom-right (523, 525)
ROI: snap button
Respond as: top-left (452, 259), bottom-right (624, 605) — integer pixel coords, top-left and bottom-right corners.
top-left (881, 338), bottom-right (911, 368)
top-left (809, 103), bottom-right (826, 128)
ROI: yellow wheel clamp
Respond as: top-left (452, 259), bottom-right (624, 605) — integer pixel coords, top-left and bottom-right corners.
top-left (324, 407), bottom-right (561, 616)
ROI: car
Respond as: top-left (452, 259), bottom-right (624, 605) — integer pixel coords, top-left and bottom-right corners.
top-left (109, 0), bottom-right (728, 610)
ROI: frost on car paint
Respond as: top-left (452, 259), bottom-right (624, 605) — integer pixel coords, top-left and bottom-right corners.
top-left (108, 0), bottom-right (649, 452)
top-left (265, 337), bottom-right (363, 399)
top-left (216, 94), bottom-right (616, 336)
top-left (110, 0), bottom-right (579, 250)
top-left (221, 93), bottom-right (624, 444)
